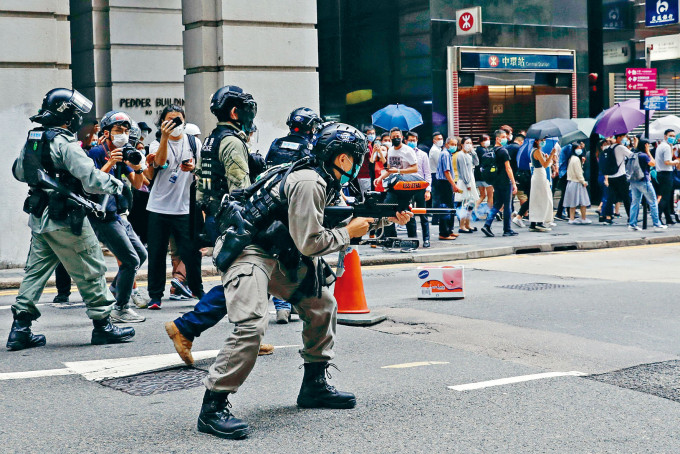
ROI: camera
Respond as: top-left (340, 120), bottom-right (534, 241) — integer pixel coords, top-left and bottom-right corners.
top-left (121, 144), bottom-right (144, 166)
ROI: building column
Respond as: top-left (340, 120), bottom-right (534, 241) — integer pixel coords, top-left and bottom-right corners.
top-left (0, 0), bottom-right (72, 266)
top-left (182, 0), bottom-right (320, 150)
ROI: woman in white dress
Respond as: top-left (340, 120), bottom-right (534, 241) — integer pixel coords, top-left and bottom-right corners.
top-left (456, 137), bottom-right (480, 233)
top-left (529, 138), bottom-right (558, 232)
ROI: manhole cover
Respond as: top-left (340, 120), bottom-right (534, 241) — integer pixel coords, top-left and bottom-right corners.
top-left (586, 360), bottom-right (680, 403)
top-left (100, 366), bottom-right (208, 396)
top-left (498, 283), bottom-right (572, 291)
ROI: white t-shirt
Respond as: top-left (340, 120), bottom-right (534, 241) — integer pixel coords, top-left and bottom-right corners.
top-left (611, 143), bottom-right (633, 178)
top-left (387, 145), bottom-right (417, 170)
top-left (147, 135), bottom-right (201, 215)
top-left (655, 142), bottom-right (673, 172)
top-left (428, 144), bottom-right (442, 173)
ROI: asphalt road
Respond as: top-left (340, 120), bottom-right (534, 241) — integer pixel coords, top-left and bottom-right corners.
top-left (1, 244), bottom-right (679, 453)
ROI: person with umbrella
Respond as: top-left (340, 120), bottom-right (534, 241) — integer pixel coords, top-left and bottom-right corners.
top-left (600, 133), bottom-right (633, 225)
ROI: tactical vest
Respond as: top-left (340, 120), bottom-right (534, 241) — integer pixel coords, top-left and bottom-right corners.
top-left (266, 133), bottom-right (313, 167)
top-left (199, 124), bottom-right (248, 215)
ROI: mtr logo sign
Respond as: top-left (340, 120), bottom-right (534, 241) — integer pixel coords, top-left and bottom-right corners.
top-left (455, 7), bottom-right (482, 35)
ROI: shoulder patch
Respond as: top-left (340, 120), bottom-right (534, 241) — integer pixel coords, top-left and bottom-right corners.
top-left (281, 141), bottom-right (302, 150)
top-left (28, 131), bottom-right (43, 141)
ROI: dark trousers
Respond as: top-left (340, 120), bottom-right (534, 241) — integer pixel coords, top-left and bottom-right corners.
top-left (486, 182), bottom-right (512, 232)
top-left (517, 182), bottom-right (531, 218)
top-left (174, 284), bottom-right (226, 340)
top-left (55, 263), bottom-right (71, 296)
top-left (406, 188), bottom-right (430, 241)
top-left (602, 175), bottom-right (631, 219)
top-left (147, 212), bottom-right (203, 300)
top-left (657, 171), bottom-right (674, 224)
top-left (434, 179), bottom-right (455, 237)
top-left (127, 190), bottom-right (150, 245)
top-left (555, 175), bottom-right (568, 216)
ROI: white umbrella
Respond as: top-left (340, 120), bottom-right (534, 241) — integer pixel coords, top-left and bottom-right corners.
top-left (648, 115), bottom-right (680, 141)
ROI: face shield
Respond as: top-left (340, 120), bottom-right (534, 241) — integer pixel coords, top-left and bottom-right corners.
top-left (70, 90), bottom-right (93, 114)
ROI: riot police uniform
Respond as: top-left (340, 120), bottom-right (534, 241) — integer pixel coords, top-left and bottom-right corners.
top-left (196, 122), bottom-right (388, 440)
top-left (265, 106), bottom-right (321, 167)
top-left (7, 88), bottom-right (135, 351)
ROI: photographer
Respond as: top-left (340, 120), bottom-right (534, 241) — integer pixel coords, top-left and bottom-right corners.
top-left (87, 111), bottom-right (147, 323)
top-left (145, 105), bottom-right (203, 309)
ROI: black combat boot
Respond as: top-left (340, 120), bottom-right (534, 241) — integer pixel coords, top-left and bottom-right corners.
top-left (6, 315), bottom-right (46, 351)
top-left (91, 316), bottom-right (135, 345)
top-left (197, 390), bottom-right (249, 439)
top-left (297, 362), bottom-right (356, 409)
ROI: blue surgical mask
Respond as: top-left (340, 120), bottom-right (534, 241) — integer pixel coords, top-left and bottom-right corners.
top-left (668, 136), bottom-right (677, 145)
top-left (448, 146), bottom-right (457, 153)
top-left (367, 134), bottom-right (376, 142)
top-left (407, 142), bottom-right (417, 149)
top-left (574, 148), bottom-right (583, 156)
top-left (622, 138), bottom-right (630, 146)
top-left (500, 138), bottom-right (508, 146)
top-left (337, 161), bottom-right (361, 185)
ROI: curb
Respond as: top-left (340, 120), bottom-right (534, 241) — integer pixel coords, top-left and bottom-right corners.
top-left (1, 235), bottom-right (679, 290)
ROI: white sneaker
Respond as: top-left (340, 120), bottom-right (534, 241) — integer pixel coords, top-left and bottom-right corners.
top-left (512, 217), bottom-right (526, 228)
top-left (568, 219), bottom-right (578, 225)
top-left (111, 305), bottom-right (146, 323)
top-left (654, 225), bottom-right (668, 232)
top-left (580, 218), bottom-right (592, 224)
top-left (548, 222), bottom-right (557, 227)
top-left (131, 288), bottom-right (150, 309)
top-left (628, 225), bottom-right (641, 231)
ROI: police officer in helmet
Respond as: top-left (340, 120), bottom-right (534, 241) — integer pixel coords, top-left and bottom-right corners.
top-left (8, 88), bottom-right (135, 350)
top-left (266, 107), bottom-right (322, 167)
top-left (194, 122), bottom-right (412, 440)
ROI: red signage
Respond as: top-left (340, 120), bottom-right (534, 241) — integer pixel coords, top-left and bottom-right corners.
top-left (645, 89), bottom-right (667, 97)
top-left (625, 68), bottom-right (657, 91)
top-left (488, 55), bottom-right (499, 67)
top-left (459, 12), bottom-right (474, 31)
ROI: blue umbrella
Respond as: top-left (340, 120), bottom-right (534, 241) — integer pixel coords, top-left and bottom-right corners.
top-left (372, 104), bottom-right (423, 131)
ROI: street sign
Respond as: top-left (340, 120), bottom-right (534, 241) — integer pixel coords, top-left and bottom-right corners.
top-left (645, 0), bottom-right (679, 27)
top-left (625, 68), bottom-right (657, 90)
top-left (456, 7), bottom-right (482, 36)
top-left (643, 89), bottom-right (669, 110)
top-left (646, 33), bottom-right (680, 61)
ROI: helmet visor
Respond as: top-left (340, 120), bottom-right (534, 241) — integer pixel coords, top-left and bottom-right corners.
top-left (70, 90), bottom-right (93, 114)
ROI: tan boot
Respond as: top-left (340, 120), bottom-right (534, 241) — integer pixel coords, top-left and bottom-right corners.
top-left (258, 343), bottom-right (274, 356)
top-left (165, 321), bottom-right (194, 366)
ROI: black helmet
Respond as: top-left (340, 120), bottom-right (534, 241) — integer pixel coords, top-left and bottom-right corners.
top-left (286, 107), bottom-right (322, 134)
top-left (100, 110), bottom-right (132, 131)
top-left (209, 85), bottom-right (257, 133)
top-left (313, 122), bottom-right (366, 184)
top-left (30, 88), bottom-right (93, 132)
top-left (129, 120), bottom-right (141, 144)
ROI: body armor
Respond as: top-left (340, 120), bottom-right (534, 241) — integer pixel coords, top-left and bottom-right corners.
top-left (266, 133), bottom-right (313, 167)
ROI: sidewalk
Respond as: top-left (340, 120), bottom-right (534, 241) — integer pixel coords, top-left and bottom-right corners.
top-left (1, 215), bottom-right (678, 289)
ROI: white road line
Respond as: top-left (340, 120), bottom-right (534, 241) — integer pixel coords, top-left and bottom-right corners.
top-left (0, 303), bottom-right (45, 311)
top-left (0, 368), bottom-right (76, 381)
top-left (1, 345), bottom-right (301, 382)
top-left (448, 371), bottom-right (587, 391)
top-left (382, 361), bottom-right (450, 369)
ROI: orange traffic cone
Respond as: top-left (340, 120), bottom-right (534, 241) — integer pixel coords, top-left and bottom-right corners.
top-left (334, 247), bottom-right (386, 326)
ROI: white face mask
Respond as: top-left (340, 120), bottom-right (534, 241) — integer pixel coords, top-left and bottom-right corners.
top-left (508, 134), bottom-right (513, 141)
top-left (171, 124), bottom-right (184, 137)
top-left (464, 143), bottom-right (473, 152)
top-left (482, 140), bottom-right (490, 148)
top-left (435, 140), bottom-right (444, 148)
top-left (111, 133), bottom-right (129, 148)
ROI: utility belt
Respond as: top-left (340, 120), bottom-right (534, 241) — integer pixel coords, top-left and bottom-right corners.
top-left (23, 188), bottom-right (87, 235)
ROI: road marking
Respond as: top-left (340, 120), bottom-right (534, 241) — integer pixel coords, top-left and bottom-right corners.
top-left (382, 361), bottom-right (450, 369)
top-left (0, 345), bottom-right (301, 381)
top-left (0, 368), bottom-right (76, 381)
top-left (448, 371), bottom-right (587, 391)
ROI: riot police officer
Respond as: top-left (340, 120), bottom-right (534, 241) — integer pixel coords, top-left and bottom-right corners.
top-left (194, 122), bottom-right (412, 440)
top-left (7, 88), bottom-right (135, 351)
top-left (267, 107), bottom-right (322, 322)
top-left (265, 107), bottom-right (322, 167)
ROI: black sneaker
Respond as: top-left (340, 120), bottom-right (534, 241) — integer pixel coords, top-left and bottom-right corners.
top-left (503, 230), bottom-right (519, 236)
top-left (148, 299), bottom-right (162, 310)
top-left (555, 214), bottom-right (568, 221)
top-left (481, 225), bottom-right (494, 237)
top-left (52, 294), bottom-right (70, 304)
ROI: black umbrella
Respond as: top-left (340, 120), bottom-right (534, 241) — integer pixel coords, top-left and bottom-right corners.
top-left (526, 118), bottom-right (578, 140)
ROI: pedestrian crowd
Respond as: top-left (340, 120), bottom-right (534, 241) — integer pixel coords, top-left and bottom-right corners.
top-left (359, 123), bottom-right (680, 244)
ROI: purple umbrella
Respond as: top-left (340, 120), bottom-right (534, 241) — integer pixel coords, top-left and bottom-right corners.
top-left (594, 99), bottom-right (655, 137)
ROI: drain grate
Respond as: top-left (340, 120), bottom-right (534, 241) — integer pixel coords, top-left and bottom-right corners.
top-left (498, 282), bottom-right (572, 291)
top-left (100, 366), bottom-right (209, 396)
top-left (586, 360), bottom-right (680, 403)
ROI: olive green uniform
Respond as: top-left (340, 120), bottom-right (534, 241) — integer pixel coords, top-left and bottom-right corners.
top-left (12, 129), bottom-right (123, 321)
top-left (205, 168), bottom-right (388, 393)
